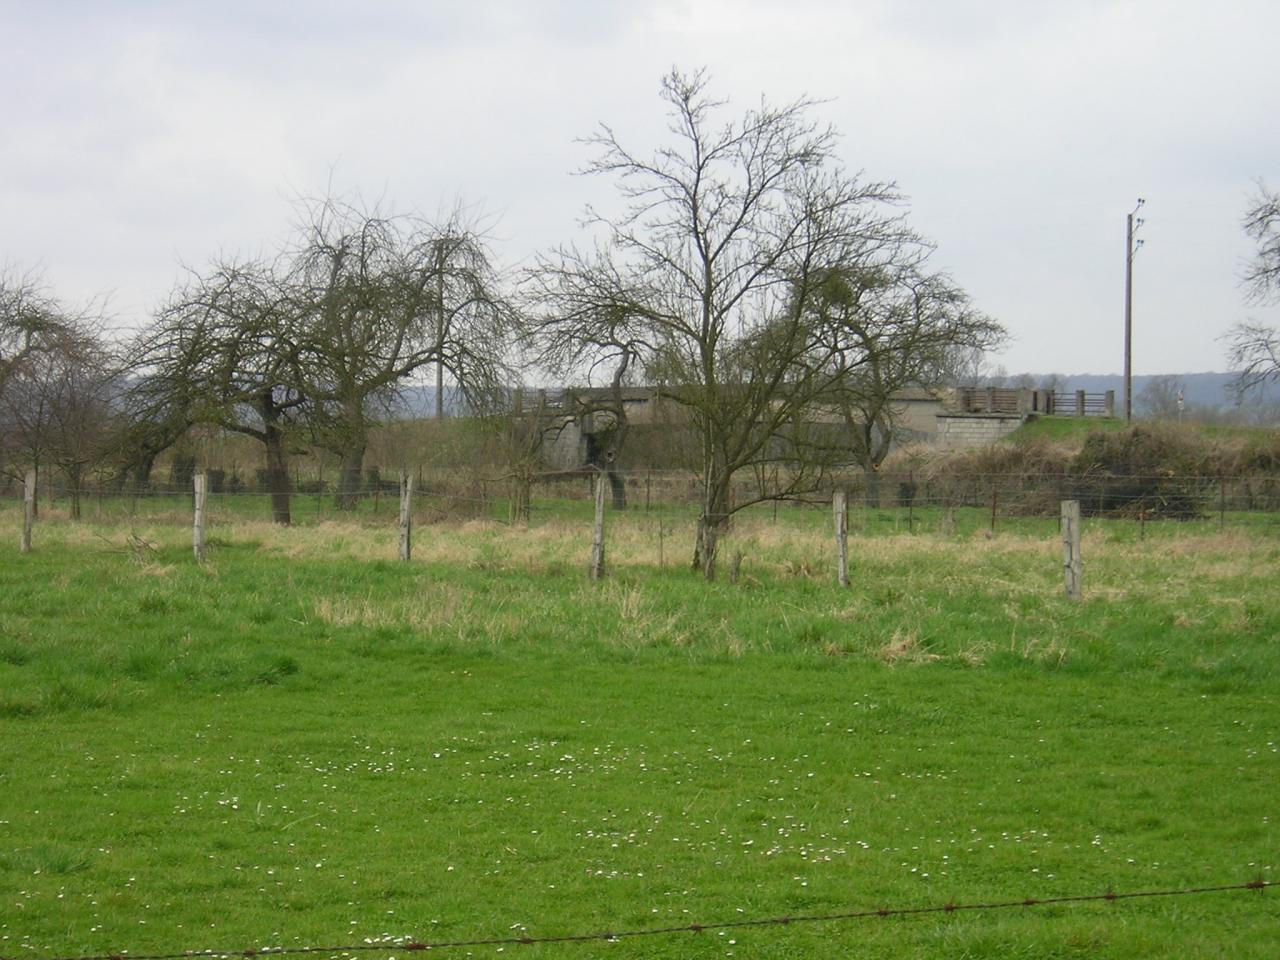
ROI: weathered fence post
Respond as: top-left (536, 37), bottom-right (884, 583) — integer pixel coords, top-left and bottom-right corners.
top-left (940, 506), bottom-right (956, 538)
top-left (589, 471), bottom-right (607, 580)
top-left (398, 469), bottom-right (413, 562)
top-left (193, 472), bottom-right (208, 563)
top-left (833, 488), bottom-right (849, 587)
top-left (906, 470), bottom-right (914, 534)
top-left (21, 469), bottom-right (36, 554)
top-left (1061, 499), bottom-right (1082, 600)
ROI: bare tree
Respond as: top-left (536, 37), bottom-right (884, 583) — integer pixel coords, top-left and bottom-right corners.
top-left (490, 388), bottom-right (557, 524)
top-left (2, 320), bottom-right (122, 517)
top-left (535, 69), bottom-right (928, 578)
top-left (289, 198), bottom-right (513, 508)
top-left (0, 267), bottom-right (64, 401)
top-left (1226, 185), bottom-right (1280, 398)
top-left (126, 198), bottom-right (515, 513)
top-left (130, 257), bottom-right (305, 523)
top-left (38, 331), bottom-right (123, 518)
top-left (0, 270), bottom-right (120, 510)
top-left (942, 344), bottom-right (1005, 386)
top-left (1226, 321), bottom-right (1280, 400)
top-left (0, 344), bottom-right (54, 491)
top-left (525, 298), bottom-right (647, 509)
top-left (1242, 183), bottom-right (1280, 303)
top-left (807, 263), bottom-right (1003, 504)
top-left (1136, 374), bottom-right (1188, 420)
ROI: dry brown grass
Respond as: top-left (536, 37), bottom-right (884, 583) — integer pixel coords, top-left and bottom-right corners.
top-left (4, 506), bottom-right (1275, 616)
top-left (312, 583), bottom-right (465, 631)
top-left (876, 629), bottom-right (940, 665)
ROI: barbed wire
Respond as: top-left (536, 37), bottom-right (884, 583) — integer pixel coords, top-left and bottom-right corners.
top-left (3, 483), bottom-right (1279, 505)
top-left (4, 493), bottom-right (1279, 520)
top-left (5, 468), bottom-right (1280, 533)
top-left (5, 878), bottom-right (1270, 960)
top-left (6, 468), bottom-right (1280, 487)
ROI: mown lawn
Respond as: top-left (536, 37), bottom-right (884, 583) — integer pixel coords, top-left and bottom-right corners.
top-left (1, 507), bottom-right (1277, 958)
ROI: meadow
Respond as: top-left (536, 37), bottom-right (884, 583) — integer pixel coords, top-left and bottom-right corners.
top-left (1, 497), bottom-right (1278, 958)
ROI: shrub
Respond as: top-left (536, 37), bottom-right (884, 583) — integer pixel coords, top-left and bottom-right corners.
top-left (910, 437), bottom-right (1073, 513)
top-left (1066, 424), bottom-right (1214, 518)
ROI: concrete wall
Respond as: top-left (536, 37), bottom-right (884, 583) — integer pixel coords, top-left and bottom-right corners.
top-left (543, 418), bottom-right (583, 470)
top-left (542, 396), bottom-right (1027, 469)
top-left (934, 414), bottom-right (1024, 448)
top-left (892, 396), bottom-right (949, 435)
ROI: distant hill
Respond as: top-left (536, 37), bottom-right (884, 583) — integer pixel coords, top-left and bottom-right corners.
top-left (1006, 372), bottom-right (1279, 411)
top-left (388, 385), bottom-right (467, 418)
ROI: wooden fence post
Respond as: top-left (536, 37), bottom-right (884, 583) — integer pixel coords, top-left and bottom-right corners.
top-left (940, 506), bottom-right (956, 538)
top-left (21, 469), bottom-right (36, 554)
top-left (193, 472), bottom-right (207, 563)
top-left (1061, 499), bottom-right (1082, 600)
top-left (729, 550), bottom-right (744, 584)
top-left (398, 469), bottom-right (413, 562)
top-left (589, 471), bottom-right (607, 580)
top-left (833, 488), bottom-right (849, 587)
top-left (906, 470), bottom-right (914, 533)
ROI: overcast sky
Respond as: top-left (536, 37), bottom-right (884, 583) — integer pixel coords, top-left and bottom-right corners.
top-left (3, 0), bottom-right (1278, 376)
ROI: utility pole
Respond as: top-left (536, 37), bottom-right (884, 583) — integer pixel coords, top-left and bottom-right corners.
top-left (1123, 198), bottom-right (1146, 422)
top-left (435, 241), bottom-right (447, 420)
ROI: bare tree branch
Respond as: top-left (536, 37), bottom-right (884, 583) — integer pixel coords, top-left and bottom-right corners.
top-left (531, 68), bottom-right (995, 578)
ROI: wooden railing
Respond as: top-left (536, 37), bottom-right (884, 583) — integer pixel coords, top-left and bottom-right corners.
top-left (955, 387), bottom-right (1115, 418)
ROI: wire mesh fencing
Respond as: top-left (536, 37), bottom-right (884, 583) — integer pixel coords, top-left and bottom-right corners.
top-left (3, 467), bottom-right (1279, 536)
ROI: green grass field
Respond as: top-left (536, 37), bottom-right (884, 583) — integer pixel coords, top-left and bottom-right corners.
top-left (1, 503), bottom-right (1278, 958)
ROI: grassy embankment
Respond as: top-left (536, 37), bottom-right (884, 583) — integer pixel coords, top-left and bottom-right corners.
top-left (1, 503), bottom-right (1278, 959)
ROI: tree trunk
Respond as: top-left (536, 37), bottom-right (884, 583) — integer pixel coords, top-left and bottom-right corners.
top-left (68, 471), bottom-right (82, 521)
top-left (607, 469), bottom-right (627, 511)
top-left (334, 445), bottom-right (366, 510)
top-left (133, 453), bottom-right (156, 489)
top-left (333, 405), bottom-right (367, 511)
top-left (509, 474), bottom-right (531, 524)
top-left (251, 393), bottom-right (295, 525)
top-left (864, 465), bottom-right (881, 509)
top-left (693, 482), bottom-right (730, 581)
top-left (263, 426), bottom-right (292, 525)
top-left (700, 517), bottom-right (719, 581)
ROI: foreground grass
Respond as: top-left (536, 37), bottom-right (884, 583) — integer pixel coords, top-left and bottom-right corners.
top-left (1, 510), bottom-right (1278, 958)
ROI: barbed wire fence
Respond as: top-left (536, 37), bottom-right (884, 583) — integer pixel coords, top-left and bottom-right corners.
top-left (4, 466), bottom-right (1280, 521)
top-left (4, 467), bottom-right (1280, 592)
top-left (4, 878), bottom-right (1272, 960)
